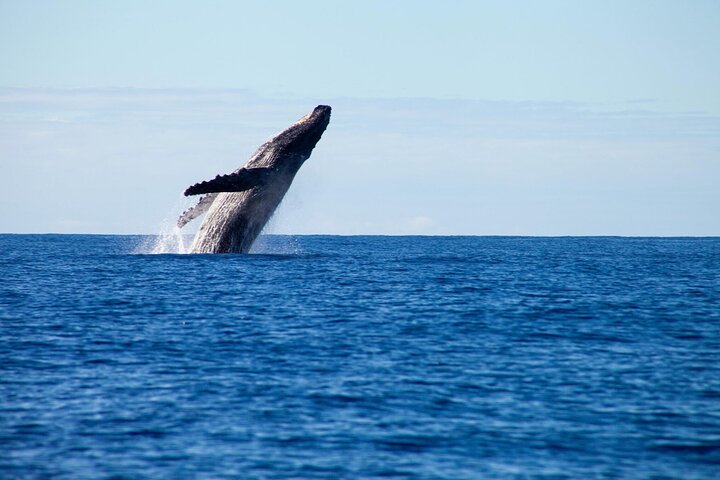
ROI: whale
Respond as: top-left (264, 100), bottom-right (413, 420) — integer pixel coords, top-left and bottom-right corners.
top-left (178, 105), bottom-right (331, 253)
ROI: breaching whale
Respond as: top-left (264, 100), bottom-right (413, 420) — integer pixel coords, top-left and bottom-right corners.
top-left (178, 105), bottom-right (331, 253)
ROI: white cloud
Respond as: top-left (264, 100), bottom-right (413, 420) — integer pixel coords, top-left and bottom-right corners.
top-left (1, 87), bottom-right (719, 235)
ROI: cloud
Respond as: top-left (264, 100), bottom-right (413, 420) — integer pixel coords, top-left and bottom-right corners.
top-left (1, 87), bottom-right (719, 235)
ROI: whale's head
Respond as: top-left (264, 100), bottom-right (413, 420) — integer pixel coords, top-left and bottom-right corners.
top-left (182, 105), bottom-right (331, 198)
top-left (275, 105), bottom-right (331, 159)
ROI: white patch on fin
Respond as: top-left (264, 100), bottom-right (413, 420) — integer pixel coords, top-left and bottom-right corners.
top-left (177, 193), bottom-right (218, 228)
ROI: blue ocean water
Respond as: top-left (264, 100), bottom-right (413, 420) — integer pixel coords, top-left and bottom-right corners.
top-left (1, 234), bottom-right (719, 479)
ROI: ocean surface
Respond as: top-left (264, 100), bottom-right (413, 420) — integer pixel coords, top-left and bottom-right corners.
top-left (1, 234), bottom-right (719, 479)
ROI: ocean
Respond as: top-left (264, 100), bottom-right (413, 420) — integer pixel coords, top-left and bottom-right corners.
top-left (1, 234), bottom-right (718, 479)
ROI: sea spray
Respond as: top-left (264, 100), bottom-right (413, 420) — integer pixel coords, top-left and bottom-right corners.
top-left (150, 225), bottom-right (189, 254)
top-left (135, 196), bottom-right (195, 254)
top-left (249, 235), bottom-right (301, 255)
top-left (247, 201), bottom-right (301, 255)
top-left (136, 194), bottom-right (302, 255)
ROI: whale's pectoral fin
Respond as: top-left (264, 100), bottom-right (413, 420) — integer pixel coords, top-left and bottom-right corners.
top-left (183, 167), bottom-right (273, 196)
top-left (177, 193), bottom-right (218, 228)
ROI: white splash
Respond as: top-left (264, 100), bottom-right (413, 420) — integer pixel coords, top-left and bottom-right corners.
top-left (135, 196), bottom-right (196, 254)
top-left (135, 195), bottom-right (302, 255)
top-left (149, 224), bottom-right (189, 254)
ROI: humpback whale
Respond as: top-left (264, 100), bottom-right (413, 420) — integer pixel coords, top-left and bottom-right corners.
top-left (179, 105), bottom-right (331, 253)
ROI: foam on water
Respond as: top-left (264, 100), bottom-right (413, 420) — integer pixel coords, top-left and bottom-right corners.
top-left (150, 225), bottom-right (189, 254)
top-left (136, 195), bottom-right (301, 255)
top-left (135, 196), bottom-right (195, 254)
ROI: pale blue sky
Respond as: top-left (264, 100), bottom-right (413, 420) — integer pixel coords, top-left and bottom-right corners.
top-left (1, 1), bottom-right (719, 235)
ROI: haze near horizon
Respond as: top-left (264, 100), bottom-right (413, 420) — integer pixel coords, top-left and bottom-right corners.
top-left (1, 1), bottom-right (719, 235)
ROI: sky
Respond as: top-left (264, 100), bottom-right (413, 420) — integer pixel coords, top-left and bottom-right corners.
top-left (1, 0), bottom-right (719, 235)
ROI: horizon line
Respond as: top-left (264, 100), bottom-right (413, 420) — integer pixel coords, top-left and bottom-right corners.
top-left (2, 232), bottom-right (719, 239)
